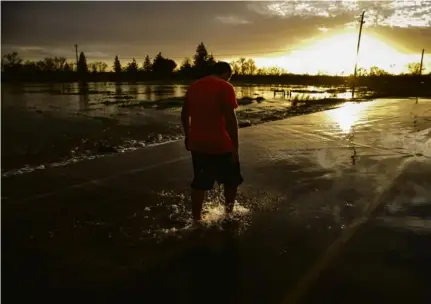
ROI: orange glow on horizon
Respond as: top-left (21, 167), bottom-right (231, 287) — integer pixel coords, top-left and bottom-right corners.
top-left (244, 30), bottom-right (429, 75)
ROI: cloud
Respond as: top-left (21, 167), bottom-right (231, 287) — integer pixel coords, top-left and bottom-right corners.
top-left (1, 45), bottom-right (52, 58)
top-left (215, 15), bottom-right (251, 25)
top-left (1, 1), bottom-right (430, 63)
top-left (1, 44), bottom-right (113, 62)
top-left (318, 27), bottom-right (329, 32)
top-left (247, 0), bottom-right (431, 28)
top-left (247, 1), bottom-right (359, 18)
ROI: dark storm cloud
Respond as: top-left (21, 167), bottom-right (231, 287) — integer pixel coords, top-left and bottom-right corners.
top-left (2, 1), bottom-right (430, 62)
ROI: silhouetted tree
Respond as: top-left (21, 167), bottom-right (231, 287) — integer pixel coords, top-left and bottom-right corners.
top-left (53, 56), bottom-right (67, 71)
top-left (22, 60), bottom-right (37, 73)
top-left (143, 55), bottom-right (152, 73)
top-left (101, 62), bottom-right (108, 72)
top-left (5, 44), bottom-right (431, 84)
top-left (407, 62), bottom-right (424, 75)
top-left (256, 68), bottom-right (266, 75)
top-left (230, 61), bottom-right (240, 75)
top-left (126, 58), bottom-right (139, 74)
top-left (77, 52), bottom-right (88, 74)
top-left (152, 52), bottom-right (163, 70)
top-left (89, 62), bottom-right (98, 73)
top-left (231, 57), bottom-right (257, 75)
top-left (246, 58), bottom-right (257, 75)
top-left (152, 52), bottom-right (177, 77)
top-left (63, 62), bottom-right (72, 73)
top-left (369, 66), bottom-right (389, 76)
top-left (193, 42), bottom-right (208, 67)
top-left (42, 57), bottom-right (56, 72)
top-left (266, 66), bottom-right (284, 76)
top-left (238, 57), bottom-right (247, 75)
top-left (208, 54), bottom-right (216, 66)
top-left (356, 67), bottom-right (368, 76)
top-left (193, 42), bottom-right (214, 77)
top-left (68, 63), bottom-right (77, 72)
top-left (35, 60), bottom-right (44, 72)
top-left (113, 56), bottom-right (122, 74)
top-left (88, 62), bottom-right (106, 73)
top-left (179, 57), bottom-right (192, 76)
top-left (1, 52), bottom-right (23, 74)
top-left (2, 52), bottom-right (22, 67)
top-left (164, 58), bottom-right (177, 74)
top-left (91, 61), bottom-right (108, 73)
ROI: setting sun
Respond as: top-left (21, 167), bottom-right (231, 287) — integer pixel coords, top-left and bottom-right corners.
top-left (253, 31), bottom-right (423, 75)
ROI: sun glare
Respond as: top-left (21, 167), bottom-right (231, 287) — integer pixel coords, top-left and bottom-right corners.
top-left (254, 31), bottom-right (419, 75)
top-left (325, 102), bottom-right (372, 134)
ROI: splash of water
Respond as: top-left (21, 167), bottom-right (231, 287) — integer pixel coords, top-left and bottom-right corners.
top-left (151, 188), bottom-right (252, 240)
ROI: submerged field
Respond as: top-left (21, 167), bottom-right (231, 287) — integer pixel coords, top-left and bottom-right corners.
top-left (2, 82), bottom-right (373, 176)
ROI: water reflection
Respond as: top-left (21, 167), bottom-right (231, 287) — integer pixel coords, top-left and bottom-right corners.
top-left (128, 84), bottom-right (138, 98)
top-left (78, 82), bottom-right (90, 110)
top-left (325, 102), bottom-right (371, 134)
top-left (144, 86), bottom-right (152, 100)
top-left (115, 82), bottom-right (123, 96)
top-left (4, 82), bottom-right (357, 106)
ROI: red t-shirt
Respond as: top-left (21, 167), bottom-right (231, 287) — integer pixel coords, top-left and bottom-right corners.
top-left (185, 76), bottom-right (238, 154)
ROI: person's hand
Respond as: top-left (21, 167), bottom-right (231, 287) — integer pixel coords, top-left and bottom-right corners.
top-left (232, 150), bottom-right (239, 163)
top-left (184, 136), bottom-right (189, 151)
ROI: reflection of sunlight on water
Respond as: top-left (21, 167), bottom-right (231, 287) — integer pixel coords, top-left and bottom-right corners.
top-left (325, 102), bottom-right (372, 133)
top-left (290, 91), bottom-right (351, 101)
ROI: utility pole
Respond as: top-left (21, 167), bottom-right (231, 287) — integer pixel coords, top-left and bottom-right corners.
top-left (416, 49), bottom-right (425, 104)
top-left (74, 44), bottom-right (79, 70)
top-left (419, 48), bottom-right (425, 75)
top-left (352, 11), bottom-right (366, 99)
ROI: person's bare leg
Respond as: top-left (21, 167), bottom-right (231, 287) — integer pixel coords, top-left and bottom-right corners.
top-left (224, 185), bottom-right (238, 214)
top-left (191, 188), bottom-right (205, 222)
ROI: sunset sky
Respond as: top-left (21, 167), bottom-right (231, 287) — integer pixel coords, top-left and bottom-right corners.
top-left (2, 1), bottom-right (431, 75)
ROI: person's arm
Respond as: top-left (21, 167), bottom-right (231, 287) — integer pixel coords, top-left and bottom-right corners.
top-left (181, 91), bottom-right (190, 150)
top-left (220, 84), bottom-right (239, 153)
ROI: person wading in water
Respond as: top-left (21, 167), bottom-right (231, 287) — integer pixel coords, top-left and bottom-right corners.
top-left (181, 61), bottom-right (243, 226)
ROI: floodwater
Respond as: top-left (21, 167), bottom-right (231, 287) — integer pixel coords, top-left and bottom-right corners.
top-left (1, 82), bottom-right (352, 176)
top-left (2, 97), bottom-right (431, 303)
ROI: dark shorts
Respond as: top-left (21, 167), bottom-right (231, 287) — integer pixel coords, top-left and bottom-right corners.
top-left (191, 151), bottom-right (244, 191)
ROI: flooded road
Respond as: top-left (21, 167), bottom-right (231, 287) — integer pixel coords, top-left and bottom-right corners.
top-left (1, 82), bottom-right (353, 176)
top-left (2, 98), bottom-right (431, 304)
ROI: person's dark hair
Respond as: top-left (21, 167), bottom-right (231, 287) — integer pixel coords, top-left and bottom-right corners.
top-left (212, 61), bottom-right (232, 77)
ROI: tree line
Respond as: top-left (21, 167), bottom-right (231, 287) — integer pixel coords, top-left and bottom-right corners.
top-left (1, 42), bottom-right (428, 82)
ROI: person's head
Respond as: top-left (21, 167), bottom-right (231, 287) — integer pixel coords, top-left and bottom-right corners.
top-left (212, 61), bottom-right (233, 81)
